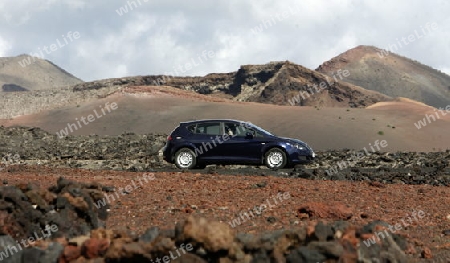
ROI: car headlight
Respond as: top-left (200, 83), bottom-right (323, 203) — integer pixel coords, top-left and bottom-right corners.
top-left (293, 144), bottom-right (305, 150)
top-left (287, 142), bottom-right (307, 150)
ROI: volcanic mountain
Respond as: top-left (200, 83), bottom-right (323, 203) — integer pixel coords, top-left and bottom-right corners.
top-left (316, 45), bottom-right (450, 108)
top-left (73, 61), bottom-right (391, 108)
top-left (0, 55), bottom-right (82, 92)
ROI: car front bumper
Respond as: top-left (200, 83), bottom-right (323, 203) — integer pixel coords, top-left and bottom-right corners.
top-left (286, 148), bottom-right (315, 165)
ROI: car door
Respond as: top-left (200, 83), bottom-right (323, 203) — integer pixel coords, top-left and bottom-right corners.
top-left (189, 121), bottom-right (224, 160)
top-left (219, 122), bottom-right (265, 163)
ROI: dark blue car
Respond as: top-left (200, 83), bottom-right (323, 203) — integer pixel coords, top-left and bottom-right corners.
top-left (162, 119), bottom-right (315, 169)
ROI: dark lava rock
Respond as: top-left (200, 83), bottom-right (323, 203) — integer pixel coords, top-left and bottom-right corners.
top-left (313, 221), bottom-right (334, 242)
top-left (139, 226), bottom-right (160, 243)
top-left (286, 246), bottom-right (327, 263)
top-left (0, 183), bottom-right (414, 263)
top-left (21, 247), bottom-right (44, 263)
top-left (22, 242), bottom-right (64, 263)
top-left (0, 235), bottom-right (23, 263)
top-left (1, 126), bottom-right (450, 186)
top-left (0, 177), bottom-right (108, 241)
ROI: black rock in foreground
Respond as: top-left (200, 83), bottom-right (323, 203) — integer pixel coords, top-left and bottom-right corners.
top-left (0, 178), bottom-right (415, 262)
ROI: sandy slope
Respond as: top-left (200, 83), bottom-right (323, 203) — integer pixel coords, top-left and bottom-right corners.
top-left (0, 86), bottom-right (449, 152)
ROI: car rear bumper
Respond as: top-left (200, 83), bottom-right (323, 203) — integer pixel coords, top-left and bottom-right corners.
top-left (162, 145), bottom-right (173, 163)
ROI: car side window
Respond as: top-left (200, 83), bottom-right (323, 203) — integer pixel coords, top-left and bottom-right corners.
top-left (223, 122), bottom-right (240, 136)
top-left (240, 126), bottom-right (264, 138)
top-left (223, 123), bottom-right (264, 137)
top-left (194, 122), bottom-right (222, 135)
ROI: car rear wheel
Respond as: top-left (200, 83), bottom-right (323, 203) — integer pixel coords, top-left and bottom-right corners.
top-left (174, 148), bottom-right (196, 169)
top-left (265, 148), bottom-right (287, 169)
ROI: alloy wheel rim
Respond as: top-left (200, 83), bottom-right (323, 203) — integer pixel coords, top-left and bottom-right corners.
top-left (178, 152), bottom-right (193, 168)
top-left (268, 151), bottom-right (283, 167)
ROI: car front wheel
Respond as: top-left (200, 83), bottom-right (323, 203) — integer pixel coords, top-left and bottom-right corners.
top-left (174, 148), bottom-right (196, 169)
top-left (265, 148), bottom-right (287, 169)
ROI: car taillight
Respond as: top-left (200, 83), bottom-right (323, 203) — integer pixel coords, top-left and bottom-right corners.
top-left (167, 135), bottom-right (172, 141)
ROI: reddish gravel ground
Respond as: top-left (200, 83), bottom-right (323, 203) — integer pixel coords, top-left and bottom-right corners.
top-left (1, 165), bottom-right (450, 261)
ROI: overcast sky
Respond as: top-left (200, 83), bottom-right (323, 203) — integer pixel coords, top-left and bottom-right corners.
top-left (0, 0), bottom-right (449, 81)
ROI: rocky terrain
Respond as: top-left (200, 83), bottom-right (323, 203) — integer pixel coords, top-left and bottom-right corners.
top-left (0, 127), bottom-right (450, 191)
top-left (1, 172), bottom-right (449, 262)
top-left (0, 126), bottom-right (448, 186)
top-left (317, 45), bottom-right (450, 108)
top-left (0, 178), bottom-right (414, 263)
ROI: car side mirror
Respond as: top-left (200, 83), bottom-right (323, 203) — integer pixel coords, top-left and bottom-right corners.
top-left (245, 132), bottom-right (254, 139)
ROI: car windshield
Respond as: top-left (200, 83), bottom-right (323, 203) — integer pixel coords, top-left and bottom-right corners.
top-left (247, 123), bottom-right (274, 136)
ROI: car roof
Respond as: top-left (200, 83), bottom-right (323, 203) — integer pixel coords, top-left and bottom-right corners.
top-left (180, 119), bottom-right (247, 125)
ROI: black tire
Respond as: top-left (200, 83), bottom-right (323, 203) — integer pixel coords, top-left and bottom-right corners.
top-left (174, 148), bottom-right (197, 169)
top-left (264, 148), bottom-right (287, 169)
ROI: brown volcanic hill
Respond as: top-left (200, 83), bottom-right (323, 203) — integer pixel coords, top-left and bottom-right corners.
top-left (316, 45), bottom-right (450, 108)
top-left (0, 55), bottom-right (83, 92)
top-left (237, 61), bottom-right (391, 107)
top-left (73, 61), bottom-right (391, 108)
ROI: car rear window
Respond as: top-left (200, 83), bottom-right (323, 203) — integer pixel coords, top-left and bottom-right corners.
top-left (187, 125), bottom-right (196, 133)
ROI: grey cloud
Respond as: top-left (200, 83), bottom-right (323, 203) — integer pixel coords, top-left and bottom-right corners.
top-left (0, 0), bottom-right (449, 81)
